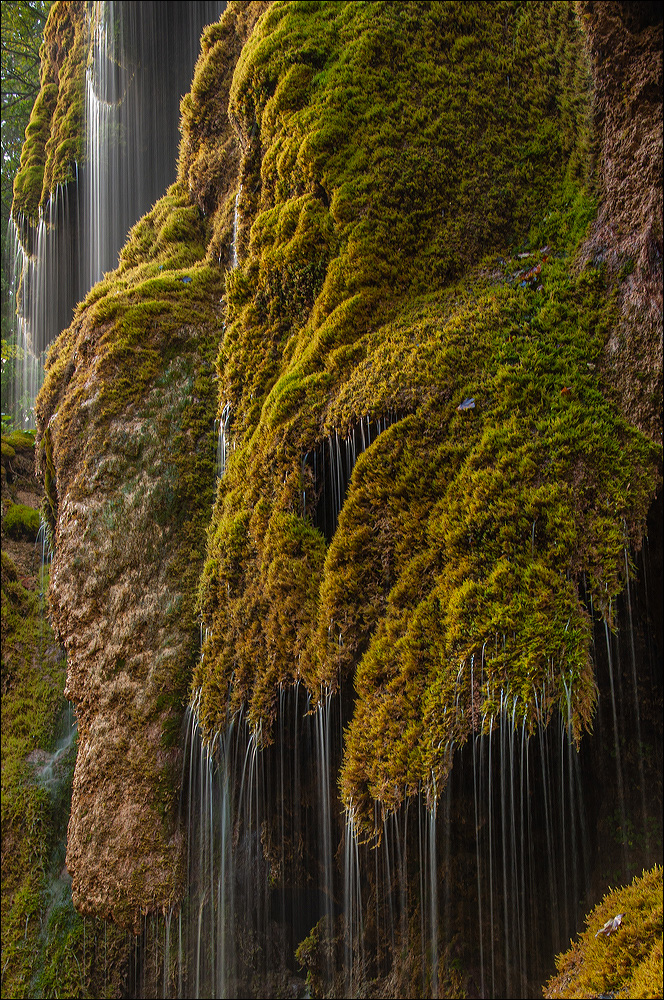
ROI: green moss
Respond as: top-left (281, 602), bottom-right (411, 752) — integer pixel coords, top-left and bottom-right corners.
top-left (295, 916), bottom-right (335, 999)
top-left (41, 1), bottom-right (88, 197)
top-left (39, 182), bottom-right (224, 457)
top-left (2, 659), bottom-right (128, 999)
top-left (30, 891), bottom-right (127, 999)
top-left (118, 185), bottom-right (208, 272)
top-left (0, 540), bottom-right (114, 998)
top-left (190, 0), bottom-right (661, 830)
top-left (334, 254), bottom-right (659, 819)
top-left (11, 84), bottom-right (58, 218)
top-left (178, 0), bottom-right (272, 264)
top-left (41, 425), bottom-right (59, 545)
top-left (3, 429), bottom-right (36, 451)
top-left (544, 866), bottom-right (663, 999)
top-left (11, 1), bottom-right (87, 225)
top-left (3, 502), bottom-right (41, 542)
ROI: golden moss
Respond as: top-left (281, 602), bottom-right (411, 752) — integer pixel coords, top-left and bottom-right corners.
top-left (28, 0), bottom-right (662, 874)
top-left (191, 1), bottom-right (661, 831)
top-left (543, 865), bottom-right (663, 999)
top-left (178, 0), bottom-right (272, 265)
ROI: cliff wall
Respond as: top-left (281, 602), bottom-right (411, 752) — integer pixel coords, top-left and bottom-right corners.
top-left (33, 1), bottom-right (269, 930)
top-left (25, 0), bottom-right (662, 940)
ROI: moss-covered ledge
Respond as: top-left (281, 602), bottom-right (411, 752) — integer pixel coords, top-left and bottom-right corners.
top-left (190, 0), bottom-right (662, 833)
top-left (544, 865), bottom-right (663, 999)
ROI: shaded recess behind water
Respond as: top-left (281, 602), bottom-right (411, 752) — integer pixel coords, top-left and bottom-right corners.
top-left (123, 494), bottom-right (662, 999)
top-left (303, 412), bottom-right (403, 542)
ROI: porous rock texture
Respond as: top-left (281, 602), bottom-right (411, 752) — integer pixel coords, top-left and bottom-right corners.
top-left (28, 0), bottom-right (662, 928)
top-left (577, 0), bottom-right (662, 440)
top-left (37, 295), bottom-right (220, 928)
top-left (34, 1), bottom-right (269, 931)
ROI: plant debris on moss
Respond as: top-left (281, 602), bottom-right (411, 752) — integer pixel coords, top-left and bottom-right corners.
top-left (544, 865), bottom-right (663, 999)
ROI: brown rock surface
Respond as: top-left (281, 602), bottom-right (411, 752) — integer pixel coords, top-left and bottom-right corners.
top-left (577, 0), bottom-right (663, 441)
top-left (36, 279), bottom-right (223, 929)
top-left (31, 1), bottom-right (271, 930)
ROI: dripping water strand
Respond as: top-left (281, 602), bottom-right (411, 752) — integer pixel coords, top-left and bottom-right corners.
top-left (230, 183), bottom-right (242, 269)
top-left (303, 409), bottom-right (402, 538)
top-left (623, 544), bottom-right (649, 851)
top-left (604, 616), bottom-right (628, 874)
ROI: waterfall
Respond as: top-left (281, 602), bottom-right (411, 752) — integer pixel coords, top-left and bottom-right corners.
top-left (303, 411), bottom-right (402, 540)
top-left (214, 179), bottom-right (241, 482)
top-left (84, 0), bottom-right (224, 287)
top-left (330, 706), bottom-right (590, 1000)
top-left (163, 536), bottom-right (661, 1000)
top-left (212, 178), bottom-right (246, 482)
top-left (8, 0), bottom-right (225, 428)
top-left (9, 182), bottom-right (82, 427)
top-left (13, 4), bottom-right (660, 996)
top-left (343, 806), bottom-right (364, 996)
top-left (230, 183), bottom-right (243, 271)
top-left (164, 687), bottom-right (345, 999)
top-left (215, 402), bottom-right (233, 480)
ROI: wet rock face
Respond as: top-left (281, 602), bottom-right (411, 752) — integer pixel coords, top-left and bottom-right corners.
top-left (577, 0), bottom-right (663, 441)
top-left (35, 190), bottom-right (226, 925)
top-left (31, 1), bottom-right (268, 931)
top-left (41, 322), bottom-right (220, 928)
top-left (48, 366), bottom-right (194, 926)
top-left (617, 0), bottom-right (662, 32)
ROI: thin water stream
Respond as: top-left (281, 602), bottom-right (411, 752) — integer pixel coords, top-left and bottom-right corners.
top-left (9, 0), bottom-right (225, 428)
top-left (162, 542), bottom-right (661, 1000)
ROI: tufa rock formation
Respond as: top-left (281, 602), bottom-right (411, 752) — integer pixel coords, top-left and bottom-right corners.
top-left (17, 0), bottom-right (661, 953)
